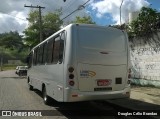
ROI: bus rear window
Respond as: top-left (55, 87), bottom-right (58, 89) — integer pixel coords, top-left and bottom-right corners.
top-left (78, 27), bottom-right (126, 52)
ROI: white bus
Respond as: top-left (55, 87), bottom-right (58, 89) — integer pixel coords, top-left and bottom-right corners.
top-left (27, 24), bottom-right (131, 104)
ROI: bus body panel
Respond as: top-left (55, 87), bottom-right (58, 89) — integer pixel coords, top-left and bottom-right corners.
top-left (28, 64), bottom-right (64, 101)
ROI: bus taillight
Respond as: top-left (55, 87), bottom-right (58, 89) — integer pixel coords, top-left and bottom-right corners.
top-left (128, 68), bottom-right (131, 84)
top-left (69, 74), bottom-right (74, 79)
top-left (127, 80), bottom-right (131, 84)
top-left (68, 66), bottom-right (75, 86)
top-left (68, 67), bottom-right (74, 73)
top-left (128, 74), bottom-right (131, 79)
top-left (69, 80), bottom-right (75, 86)
top-left (128, 68), bottom-right (131, 79)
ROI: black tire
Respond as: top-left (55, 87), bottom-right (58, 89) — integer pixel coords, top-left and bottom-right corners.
top-left (42, 87), bottom-right (50, 105)
top-left (28, 80), bottom-right (33, 91)
top-left (29, 84), bottom-right (33, 91)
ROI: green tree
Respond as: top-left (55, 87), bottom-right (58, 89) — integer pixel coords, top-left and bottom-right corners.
top-left (72, 16), bottom-right (95, 24)
top-left (0, 31), bottom-right (24, 51)
top-left (23, 10), bottom-right (39, 48)
top-left (129, 7), bottom-right (160, 39)
top-left (0, 31), bottom-right (29, 64)
top-left (23, 10), bottom-right (63, 48)
top-left (43, 12), bottom-right (63, 38)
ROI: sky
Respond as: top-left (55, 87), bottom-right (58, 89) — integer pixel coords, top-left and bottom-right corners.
top-left (0, 0), bottom-right (159, 34)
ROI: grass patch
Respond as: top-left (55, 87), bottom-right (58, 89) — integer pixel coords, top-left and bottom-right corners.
top-left (0, 64), bottom-right (26, 71)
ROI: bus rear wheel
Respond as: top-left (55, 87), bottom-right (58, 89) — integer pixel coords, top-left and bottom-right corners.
top-left (28, 80), bottom-right (33, 91)
top-left (42, 87), bottom-right (50, 105)
top-left (29, 84), bottom-right (33, 91)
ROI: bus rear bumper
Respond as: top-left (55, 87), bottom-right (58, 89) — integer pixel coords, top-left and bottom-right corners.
top-left (64, 86), bottom-right (130, 102)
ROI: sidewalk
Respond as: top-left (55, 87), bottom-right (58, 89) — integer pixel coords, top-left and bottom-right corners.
top-left (131, 86), bottom-right (160, 105)
top-left (107, 86), bottom-right (160, 108)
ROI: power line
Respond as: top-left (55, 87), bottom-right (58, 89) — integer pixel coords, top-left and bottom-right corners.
top-left (61, 0), bottom-right (90, 21)
top-left (62, 0), bottom-right (77, 13)
top-left (0, 12), bottom-right (27, 21)
top-left (24, 4), bottom-right (45, 42)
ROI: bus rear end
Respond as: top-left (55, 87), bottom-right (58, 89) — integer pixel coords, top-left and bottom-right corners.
top-left (64, 24), bottom-right (130, 102)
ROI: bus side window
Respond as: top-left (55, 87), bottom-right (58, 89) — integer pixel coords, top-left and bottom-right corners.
top-left (36, 47), bottom-right (40, 65)
top-left (42, 42), bottom-right (47, 64)
top-left (38, 46), bottom-right (43, 65)
top-left (59, 32), bottom-right (65, 63)
top-left (33, 48), bottom-right (38, 65)
top-left (47, 39), bottom-right (54, 64)
top-left (28, 52), bottom-right (33, 68)
top-left (53, 36), bottom-right (60, 64)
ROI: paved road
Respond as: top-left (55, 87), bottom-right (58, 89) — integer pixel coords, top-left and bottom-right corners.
top-left (0, 77), bottom-right (51, 110)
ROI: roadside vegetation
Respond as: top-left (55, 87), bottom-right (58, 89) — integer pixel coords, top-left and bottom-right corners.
top-left (111, 7), bottom-right (160, 44)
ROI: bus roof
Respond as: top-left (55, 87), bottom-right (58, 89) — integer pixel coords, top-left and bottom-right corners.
top-left (30, 23), bottom-right (124, 51)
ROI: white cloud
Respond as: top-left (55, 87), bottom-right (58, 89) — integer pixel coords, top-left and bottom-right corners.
top-left (90, 0), bottom-right (150, 24)
top-left (0, 14), bottom-right (26, 33)
top-left (0, 0), bottom-right (88, 33)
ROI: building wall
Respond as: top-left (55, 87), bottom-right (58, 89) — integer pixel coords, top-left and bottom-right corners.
top-left (129, 11), bottom-right (140, 23)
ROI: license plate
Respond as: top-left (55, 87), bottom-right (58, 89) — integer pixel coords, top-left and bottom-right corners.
top-left (97, 79), bottom-right (111, 86)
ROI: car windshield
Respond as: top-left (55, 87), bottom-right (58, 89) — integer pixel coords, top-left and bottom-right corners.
top-left (19, 67), bottom-right (26, 70)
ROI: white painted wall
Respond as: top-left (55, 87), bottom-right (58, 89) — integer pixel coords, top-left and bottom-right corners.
top-left (130, 32), bottom-right (160, 81)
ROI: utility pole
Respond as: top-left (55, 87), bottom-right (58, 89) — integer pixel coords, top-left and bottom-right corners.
top-left (120, 0), bottom-right (124, 26)
top-left (24, 5), bottom-right (45, 42)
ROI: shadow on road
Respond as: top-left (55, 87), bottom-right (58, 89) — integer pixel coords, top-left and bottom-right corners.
top-left (32, 89), bottom-right (160, 119)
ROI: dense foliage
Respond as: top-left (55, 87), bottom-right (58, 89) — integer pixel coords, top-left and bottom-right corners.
top-left (0, 31), bottom-right (23, 50)
top-left (23, 10), bottom-right (62, 48)
top-left (128, 7), bottom-right (160, 39)
top-left (0, 31), bottom-right (28, 63)
top-left (72, 16), bottom-right (95, 24)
